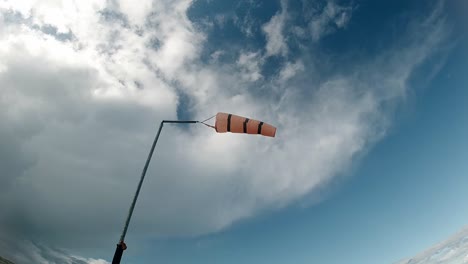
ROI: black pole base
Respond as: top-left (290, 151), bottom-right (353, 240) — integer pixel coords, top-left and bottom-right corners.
top-left (112, 242), bottom-right (127, 264)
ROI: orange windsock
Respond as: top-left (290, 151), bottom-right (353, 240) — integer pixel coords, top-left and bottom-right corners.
top-left (214, 112), bottom-right (276, 137)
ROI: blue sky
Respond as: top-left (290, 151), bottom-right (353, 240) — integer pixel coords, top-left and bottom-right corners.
top-left (0, 0), bottom-right (466, 264)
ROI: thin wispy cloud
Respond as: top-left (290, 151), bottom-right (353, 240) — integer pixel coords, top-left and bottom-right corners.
top-left (308, 1), bottom-right (354, 41)
top-left (395, 227), bottom-right (468, 264)
top-left (262, 0), bottom-right (288, 57)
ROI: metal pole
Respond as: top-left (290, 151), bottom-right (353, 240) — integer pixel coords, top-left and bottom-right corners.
top-left (112, 120), bottom-right (197, 264)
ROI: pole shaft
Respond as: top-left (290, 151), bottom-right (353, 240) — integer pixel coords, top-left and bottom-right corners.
top-left (112, 120), bottom-right (197, 264)
top-left (119, 121), bottom-right (165, 243)
top-left (112, 243), bottom-right (124, 264)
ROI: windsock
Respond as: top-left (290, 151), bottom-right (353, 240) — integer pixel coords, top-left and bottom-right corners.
top-left (214, 112), bottom-right (276, 137)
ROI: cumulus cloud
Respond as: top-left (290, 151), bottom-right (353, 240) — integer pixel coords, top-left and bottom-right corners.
top-left (0, 0), bottom-right (451, 263)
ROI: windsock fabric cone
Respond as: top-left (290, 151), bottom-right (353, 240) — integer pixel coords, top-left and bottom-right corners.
top-left (215, 112), bottom-right (276, 137)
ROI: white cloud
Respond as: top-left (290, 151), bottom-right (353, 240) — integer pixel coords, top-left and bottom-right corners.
top-left (118, 0), bottom-right (152, 26)
top-left (0, 0), bottom-right (451, 263)
top-left (309, 1), bottom-right (354, 42)
top-left (278, 60), bottom-right (304, 82)
top-left (262, 0), bottom-right (288, 57)
top-left (237, 51), bottom-right (264, 82)
top-left (86, 260), bottom-right (111, 264)
top-left (210, 50), bottom-right (224, 61)
top-left (142, 1), bottom-right (205, 82)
